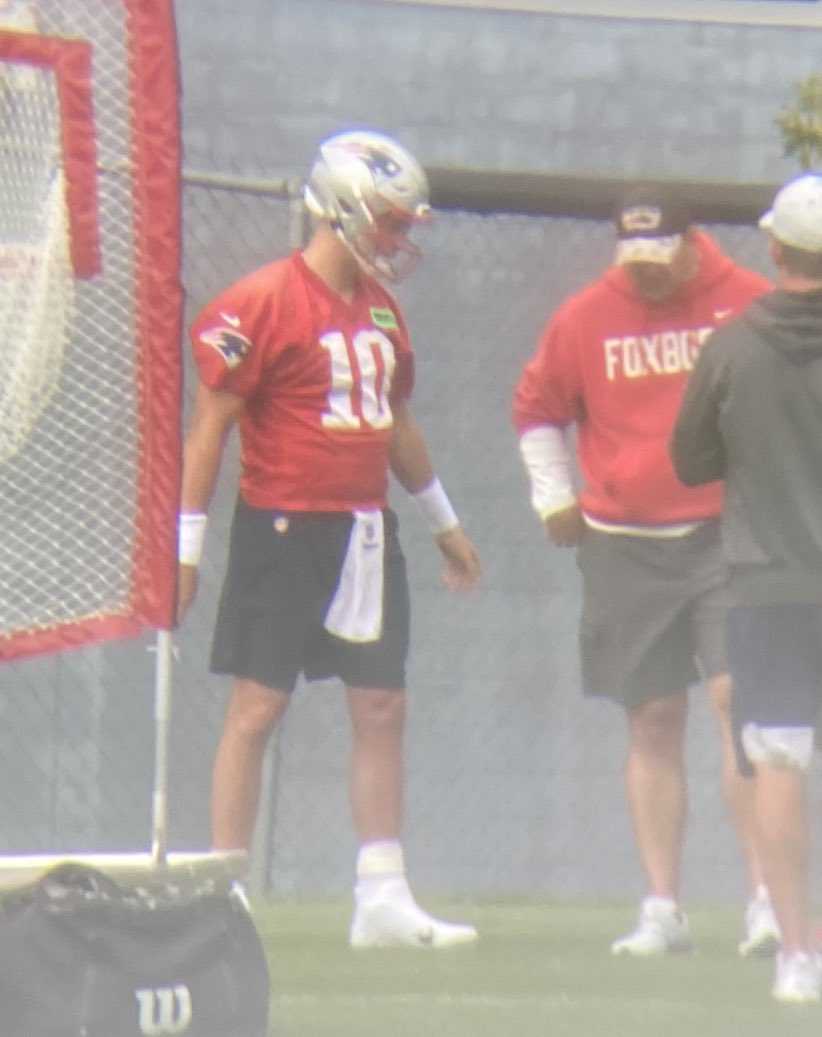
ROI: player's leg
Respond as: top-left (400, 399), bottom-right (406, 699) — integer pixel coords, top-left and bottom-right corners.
top-left (708, 670), bottom-right (760, 881)
top-left (693, 589), bottom-right (779, 957)
top-left (611, 690), bottom-right (693, 956)
top-left (750, 746), bottom-right (817, 1001)
top-left (625, 690), bottom-right (688, 903)
top-left (337, 512), bottom-right (476, 948)
top-left (707, 672), bottom-right (779, 956)
top-left (752, 758), bottom-right (810, 957)
top-left (208, 500), bottom-right (312, 850)
top-left (678, 525), bottom-right (778, 957)
top-left (211, 677), bottom-right (290, 851)
top-left (331, 510), bottom-right (410, 854)
top-left (346, 685), bottom-right (405, 841)
top-left (729, 603), bottom-right (822, 1002)
top-left (344, 685), bottom-right (477, 950)
top-left (577, 529), bottom-right (694, 955)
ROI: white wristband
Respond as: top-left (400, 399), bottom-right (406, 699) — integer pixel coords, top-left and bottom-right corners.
top-left (413, 478), bottom-right (459, 535)
top-left (178, 512), bottom-right (207, 565)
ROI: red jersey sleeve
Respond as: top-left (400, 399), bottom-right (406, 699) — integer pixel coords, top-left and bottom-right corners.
top-left (189, 261), bottom-right (288, 398)
top-left (513, 302), bottom-right (584, 434)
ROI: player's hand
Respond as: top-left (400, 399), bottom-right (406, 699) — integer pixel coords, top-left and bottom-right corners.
top-left (544, 503), bottom-right (585, 547)
top-left (435, 526), bottom-right (481, 591)
top-left (176, 564), bottom-right (199, 625)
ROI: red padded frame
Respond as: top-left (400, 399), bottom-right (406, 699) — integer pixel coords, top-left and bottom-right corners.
top-left (0, 0), bottom-right (182, 660)
top-left (0, 28), bottom-right (99, 277)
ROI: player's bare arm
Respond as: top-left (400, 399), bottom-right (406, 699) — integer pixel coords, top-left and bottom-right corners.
top-left (389, 401), bottom-right (481, 590)
top-left (177, 383), bottom-right (245, 623)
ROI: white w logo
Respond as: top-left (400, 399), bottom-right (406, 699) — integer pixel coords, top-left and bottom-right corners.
top-left (135, 985), bottom-right (193, 1035)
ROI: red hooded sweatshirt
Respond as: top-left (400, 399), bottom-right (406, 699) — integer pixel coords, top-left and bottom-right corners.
top-left (513, 231), bottom-right (770, 527)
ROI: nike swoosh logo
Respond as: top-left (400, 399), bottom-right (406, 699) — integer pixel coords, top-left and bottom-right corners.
top-left (713, 309), bottom-right (732, 321)
top-left (220, 312), bottom-right (241, 327)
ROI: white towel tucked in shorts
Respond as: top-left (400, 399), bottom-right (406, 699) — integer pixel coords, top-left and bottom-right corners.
top-left (324, 509), bottom-right (384, 643)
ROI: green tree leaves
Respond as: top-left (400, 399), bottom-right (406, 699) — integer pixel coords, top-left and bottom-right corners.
top-left (777, 74), bottom-right (822, 170)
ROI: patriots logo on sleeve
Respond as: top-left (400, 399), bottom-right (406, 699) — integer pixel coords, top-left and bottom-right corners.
top-left (199, 319), bottom-right (251, 370)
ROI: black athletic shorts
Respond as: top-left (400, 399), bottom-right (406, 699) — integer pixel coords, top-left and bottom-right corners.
top-left (577, 521), bottom-right (729, 709)
top-left (210, 499), bottom-right (410, 692)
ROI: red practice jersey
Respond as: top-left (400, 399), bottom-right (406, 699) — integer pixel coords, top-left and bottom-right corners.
top-left (513, 231), bottom-right (771, 527)
top-left (190, 251), bottom-right (414, 511)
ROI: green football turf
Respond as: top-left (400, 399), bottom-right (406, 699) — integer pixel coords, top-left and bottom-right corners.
top-left (254, 898), bottom-right (822, 1036)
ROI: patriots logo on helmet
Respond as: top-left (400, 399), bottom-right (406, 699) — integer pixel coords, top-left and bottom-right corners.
top-left (199, 324), bottom-right (251, 370)
top-left (336, 138), bottom-right (399, 178)
top-left (365, 149), bottom-right (400, 180)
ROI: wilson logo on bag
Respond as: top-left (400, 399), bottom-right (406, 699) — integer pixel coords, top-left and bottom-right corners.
top-left (135, 986), bottom-right (193, 1036)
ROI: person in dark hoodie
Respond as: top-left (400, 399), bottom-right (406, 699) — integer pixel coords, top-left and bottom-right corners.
top-left (672, 173), bottom-right (822, 1004)
top-left (513, 185), bottom-right (772, 957)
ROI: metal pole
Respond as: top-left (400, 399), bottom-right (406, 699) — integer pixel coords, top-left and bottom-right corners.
top-left (150, 629), bottom-right (173, 867)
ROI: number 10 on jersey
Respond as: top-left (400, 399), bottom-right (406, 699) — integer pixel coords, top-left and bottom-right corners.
top-left (320, 329), bottom-right (396, 430)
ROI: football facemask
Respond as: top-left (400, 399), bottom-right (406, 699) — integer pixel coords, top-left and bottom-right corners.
top-left (304, 130), bottom-right (431, 281)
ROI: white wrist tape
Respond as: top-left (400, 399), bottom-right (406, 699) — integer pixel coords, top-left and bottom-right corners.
top-left (519, 425), bottom-right (576, 520)
top-left (413, 477), bottom-right (459, 535)
top-left (178, 512), bottom-right (207, 565)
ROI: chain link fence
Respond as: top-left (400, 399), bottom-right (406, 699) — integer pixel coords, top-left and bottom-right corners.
top-left (8, 170), bottom-right (816, 905)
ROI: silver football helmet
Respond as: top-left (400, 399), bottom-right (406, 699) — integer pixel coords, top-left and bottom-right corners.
top-left (303, 130), bottom-right (431, 281)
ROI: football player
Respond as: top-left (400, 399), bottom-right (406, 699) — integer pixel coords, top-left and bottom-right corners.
top-left (177, 130), bottom-right (480, 948)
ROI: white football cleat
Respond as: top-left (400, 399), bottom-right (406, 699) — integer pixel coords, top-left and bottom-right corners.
top-left (611, 896), bottom-right (693, 956)
top-left (349, 897), bottom-right (478, 949)
top-left (739, 893), bottom-right (781, 958)
top-left (772, 951), bottom-right (821, 1004)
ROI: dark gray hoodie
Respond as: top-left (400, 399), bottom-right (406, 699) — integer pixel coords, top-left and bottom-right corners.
top-left (671, 288), bottom-right (822, 604)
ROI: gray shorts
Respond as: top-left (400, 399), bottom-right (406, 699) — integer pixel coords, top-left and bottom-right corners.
top-left (576, 521), bottom-right (728, 709)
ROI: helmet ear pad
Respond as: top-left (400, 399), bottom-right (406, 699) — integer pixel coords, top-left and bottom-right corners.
top-left (303, 130), bottom-right (430, 281)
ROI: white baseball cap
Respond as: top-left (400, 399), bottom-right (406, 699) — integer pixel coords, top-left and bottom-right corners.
top-left (759, 173), bottom-right (822, 253)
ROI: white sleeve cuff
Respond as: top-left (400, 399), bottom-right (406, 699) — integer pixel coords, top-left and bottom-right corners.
top-left (519, 426), bottom-right (576, 520)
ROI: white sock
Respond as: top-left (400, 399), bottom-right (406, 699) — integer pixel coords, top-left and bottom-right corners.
top-left (644, 895), bottom-right (678, 913)
top-left (355, 840), bottom-right (413, 904)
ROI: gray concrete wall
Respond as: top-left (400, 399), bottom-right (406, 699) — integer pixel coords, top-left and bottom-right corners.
top-left (178, 0), bottom-right (818, 184)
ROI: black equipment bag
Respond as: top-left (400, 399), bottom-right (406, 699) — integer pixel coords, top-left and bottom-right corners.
top-left (0, 862), bottom-right (270, 1037)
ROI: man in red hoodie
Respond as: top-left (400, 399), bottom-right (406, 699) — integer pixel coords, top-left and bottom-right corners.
top-left (513, 186), bottom-right (773, 956)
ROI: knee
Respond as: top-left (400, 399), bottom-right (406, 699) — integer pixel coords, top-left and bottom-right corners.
top-left (224, 682), bottom-right (286, 743)
top-left (629, 696), bottom-right (687, 756)
top-left (350, 689), bottom-right (406, 737)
